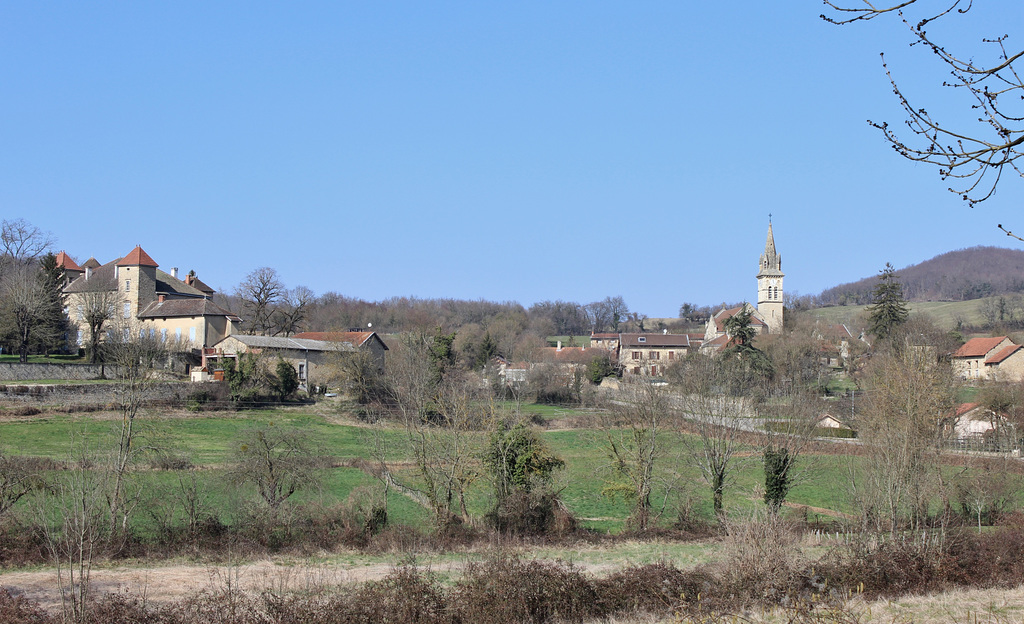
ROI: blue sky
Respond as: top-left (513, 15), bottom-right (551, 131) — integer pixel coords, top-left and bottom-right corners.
top-left (2, 2), bottom-right (1020, 318)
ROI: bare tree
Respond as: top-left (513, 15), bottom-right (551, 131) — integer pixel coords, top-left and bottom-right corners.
top-left (236, 267), bottom-right (285, 336)
top-left (77, 278), bottom-right (117, 364)
top-left (230, 424), bottom-right (321, 510)
top-left (378, 332), bottom-right (483, 528)
top-left (823, 1), bottom-right (1023, 206)
top-left (272, 285), bottom-right (315, 336)
top-left (39, 436), bottom-right (105, 624)
top-left (676, 353), bottom-right (756, 519)
top-left (0, 263), bottom-right (48, 363)
top-left (852, 347), bottom-right (959, 535)
top-left (0, 218), bottom-right (53, 275)
top-left (600, 376), bottom-right (679, 531)
top-left (102, 322), bottom-right (169, 536)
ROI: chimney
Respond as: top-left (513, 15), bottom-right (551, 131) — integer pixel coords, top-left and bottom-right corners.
top-left (663, 328), bottom-right (668, 334)
top-left (557, 340), bottom-right (562, 351)
top-left (85, 267), bottom-right (92, 281)
top-left (114, 265), bottom-right (119, 279)
top-left (171, 267), bottom-right (178, 279)
top-left (158, 294), bottom-right (166, 303)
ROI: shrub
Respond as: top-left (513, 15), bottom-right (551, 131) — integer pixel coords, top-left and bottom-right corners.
top-left (453, 555), bottom-right (598, 624)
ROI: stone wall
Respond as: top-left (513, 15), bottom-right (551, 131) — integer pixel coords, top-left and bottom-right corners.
top-left (0, 381), bottom-right (193, 407)
top-left (0, 362), bottom-right (124, 381)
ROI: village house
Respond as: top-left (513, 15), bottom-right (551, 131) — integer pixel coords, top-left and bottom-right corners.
top-left (60, 245), bottom-right (241, 353)
top-left (202, 331), bottom-right (389, 388)
top-left (952, 336), bottom-right (1024, 382)
top-left (619, 332), bottom-right (695, 377)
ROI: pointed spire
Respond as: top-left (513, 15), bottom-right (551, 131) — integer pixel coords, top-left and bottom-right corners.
top-left (758, 220), bottom-right (782, 274)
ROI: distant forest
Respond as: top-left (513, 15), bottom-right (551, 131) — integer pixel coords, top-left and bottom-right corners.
top-left (815, 246), bottom-right (1024, 306)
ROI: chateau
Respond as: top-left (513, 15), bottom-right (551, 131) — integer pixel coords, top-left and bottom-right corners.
top-left (59, 246), bottom-right (241, 351)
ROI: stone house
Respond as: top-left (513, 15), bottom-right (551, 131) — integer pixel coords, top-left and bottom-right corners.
top-left (952, 336), bottom-right (1024, 382)
top-left (61, 246), bottom-right (240, 352)
top-left (619, 332), bottom-right (695, 377)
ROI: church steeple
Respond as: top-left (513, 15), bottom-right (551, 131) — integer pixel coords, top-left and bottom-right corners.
top-left (757, 220), bottom-right (784, 333)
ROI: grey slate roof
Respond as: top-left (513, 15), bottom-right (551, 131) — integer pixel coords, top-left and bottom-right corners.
top-left (222, 334), bottom-right (358, 353)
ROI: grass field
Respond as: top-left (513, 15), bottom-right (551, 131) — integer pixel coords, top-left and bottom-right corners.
top-left (806, 299), bottom-right (990, 330)
top-left (2, 402), bottom-right (1021, 536)
top-left (0, 404), bottom-right (877, 532)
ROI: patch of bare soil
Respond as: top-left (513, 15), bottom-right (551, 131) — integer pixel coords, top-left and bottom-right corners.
top-left (0, 555), bottom-right (633, 614)
top-left (0, 559), bottom-right (400, 612)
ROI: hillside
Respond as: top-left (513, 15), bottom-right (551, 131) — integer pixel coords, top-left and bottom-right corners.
top-left (817, 246), bottom-right (1024, 306)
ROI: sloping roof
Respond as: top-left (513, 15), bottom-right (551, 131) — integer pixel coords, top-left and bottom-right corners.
top-left (620, 333), bottom-right (692, 348)
top-left (712, 305), bottom-right (767, 332)
top-left (185, 273), bottom-right (215, 294)
top-left (986, 344), bottom-right (1024, 365)
top-left (155, 269), bottom-right (206, 298)
top-left (138, 298), bottom-right (241, 321)
top-left (55, 251), bottom-right (81, 272)
top-left (591, 333), bottom-right (619, 339)
top-left (291, 331), bottom-right (388, 350)
top-left (954, 336), bottom-right (1010, 358)
top-left (218, 334), bottom-right (357, 353)
top-left (116, 246), bottom-right (159, 267)
top-left (953, 402), bottom-right (982, 418)
top-left (81, 257), bottom-right (101, 269)
top-left (62, 260), bottom-right (118, 293)
top-left (701, 334), bottom-right (734, 352)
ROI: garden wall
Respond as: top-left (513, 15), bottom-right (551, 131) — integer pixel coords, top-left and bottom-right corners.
top-left (0, 362), bottom-right (122, 381)
top-left (0, 381), bottom-right (193, 407)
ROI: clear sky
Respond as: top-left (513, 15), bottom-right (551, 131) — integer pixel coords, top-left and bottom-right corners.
top-left (2, 2), bottom-right (1021, 318)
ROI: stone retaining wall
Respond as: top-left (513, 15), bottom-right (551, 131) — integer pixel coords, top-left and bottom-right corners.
top-left (0, 382), bottom-right (193, 407)
top-left (0, 362), bottom-right (123, 381)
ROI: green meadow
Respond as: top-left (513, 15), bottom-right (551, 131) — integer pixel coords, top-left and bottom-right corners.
top-left (0, 403), bottom-right (932, 533)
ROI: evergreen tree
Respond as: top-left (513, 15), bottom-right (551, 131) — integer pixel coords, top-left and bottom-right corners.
top-left (428, 326), bottom-right (457, 386)
top-left (35, 253), bottom-right (69, 355)
top-left (867, 263), bottom-right (910, 342)
top-left (274, 358), bottom-right (300, 400)
top-left (722, 307), bottom-right (774, 382)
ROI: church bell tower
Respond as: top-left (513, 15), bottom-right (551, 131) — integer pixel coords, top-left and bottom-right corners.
top-left (757, 220), bottom-right (784, 333)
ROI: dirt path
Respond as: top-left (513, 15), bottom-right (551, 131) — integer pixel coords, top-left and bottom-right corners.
top-left (0, 556), bottom-right (624, 613)
top-left (0, 560), bottom-right (403, 612)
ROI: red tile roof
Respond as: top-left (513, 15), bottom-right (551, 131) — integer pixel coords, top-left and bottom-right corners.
top-left (954, 336), bottom-right (1009, 358)
top-left (953, 402), bottom-right (981, 418)
top-left (986, 344), bottom-right (1024, 365)
top-left (619, 333), bottom-right (692, 348)
top-left (55, 251), bottom-right (81, 272)
top-left (116, 245), bottom-right (158, 267)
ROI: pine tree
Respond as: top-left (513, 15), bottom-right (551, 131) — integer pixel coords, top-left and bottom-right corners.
top-left (35, 253), bottom-right (69, 355)
top-left (867, 263), bottom-right (910, 342)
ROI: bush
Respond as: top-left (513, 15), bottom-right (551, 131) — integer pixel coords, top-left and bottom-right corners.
top-left (594, 562), bottom-right (714, 616)
top-left (453, 555), bottom-right (598, 624)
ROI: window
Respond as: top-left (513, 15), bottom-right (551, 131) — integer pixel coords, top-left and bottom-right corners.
top-left (632, 366), bottom-right (640, 375)
top-left (76, 330), bottom-right (82, 346)
top-left (77, 305), bottom-right (84, 320)
top-left (189, 327), bottom-right (196, 343)
top-left (175, 328), bottom-right (182, 341)
top-left (125, 279), bottom-right (131, 292)
top-left (638, 336), bottom-right (646, 343)
top-left (632, 351), bottom-right (641, 360)
top-left (123, 302), bottom-right (131, 318)
top-left (149, 328), bottom-right (155, 338)
top-left (668, 351), bottom-right (675, 360)
top-left (139, 329), bottom-right (146, 340)
top-left (650, 365), bottom-right (658, 376)
top-left (649, 351), bottom-right (660, 360)
top-left (298, 363), bottom-right (305, 380)
top-left (160, 329), bottom-right (167, 343)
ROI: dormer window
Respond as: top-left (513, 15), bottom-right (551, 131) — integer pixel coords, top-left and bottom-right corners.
top-left (638, 336), bottom-right (646, 343)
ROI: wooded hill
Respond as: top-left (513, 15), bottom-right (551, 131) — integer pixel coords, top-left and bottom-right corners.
top-left (816, 246), bottom-right (1024, 306)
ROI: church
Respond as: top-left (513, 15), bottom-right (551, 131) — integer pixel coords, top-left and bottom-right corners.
top-left (701, 222), bottom-right (784, 352)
